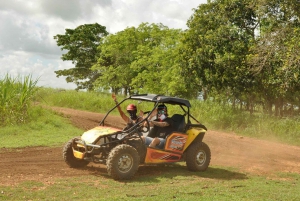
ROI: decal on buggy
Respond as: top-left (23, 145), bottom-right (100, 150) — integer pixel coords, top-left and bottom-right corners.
top-left (165, 133), bottom-right (188, 153)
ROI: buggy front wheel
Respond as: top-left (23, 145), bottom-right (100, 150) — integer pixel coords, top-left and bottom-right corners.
top-left (106, 144), bottom-right (140, 180)
top-left (63, 137), bottom-right (90, 168)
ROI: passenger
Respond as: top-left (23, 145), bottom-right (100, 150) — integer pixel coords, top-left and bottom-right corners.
top-left (112, 93), bottom-right (143, 130)
top-left (142, 104), bottom-right (174, 149)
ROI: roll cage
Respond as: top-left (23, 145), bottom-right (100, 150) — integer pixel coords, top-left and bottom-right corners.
top-left (99, 94), bottom-right (206, 135)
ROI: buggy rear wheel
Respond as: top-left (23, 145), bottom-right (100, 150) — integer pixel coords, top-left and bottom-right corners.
top-left (185, 141), bottom-right (211, 171)
top-left (63, 137), bottom-right (90, 168)
top-left (106, 144), bottom-right (140, 180)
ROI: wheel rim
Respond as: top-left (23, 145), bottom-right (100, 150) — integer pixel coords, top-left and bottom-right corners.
top-left (117, 154), bottom-right (133, 173)
top-left (196, 150), bottom-right (206, 166)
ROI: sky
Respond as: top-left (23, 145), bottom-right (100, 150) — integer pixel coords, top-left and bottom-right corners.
top-left (0, 0), bottom-right (207, 89)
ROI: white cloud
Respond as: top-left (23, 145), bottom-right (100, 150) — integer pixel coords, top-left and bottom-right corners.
top-left (0, 0), bottom-right (206, 89)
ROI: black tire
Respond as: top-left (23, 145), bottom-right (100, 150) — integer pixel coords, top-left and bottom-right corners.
top-left (106, 144), bottom-right (140, 180)
top-left (63, 137), bottom-right (90, 168)
top-left (185, 141), bottom-right (211, 171)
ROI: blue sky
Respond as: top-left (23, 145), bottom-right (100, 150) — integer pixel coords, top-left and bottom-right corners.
top-left (0, 0), bottom-right (206, 89)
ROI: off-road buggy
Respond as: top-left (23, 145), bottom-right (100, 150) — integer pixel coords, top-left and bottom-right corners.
top-left (63, 94), bottom-right (211, 180)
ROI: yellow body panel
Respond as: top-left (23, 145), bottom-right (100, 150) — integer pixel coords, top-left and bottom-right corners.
top-left (73, 148), bottom-right (85, 159)
top-left (81, 126), bottom-right (121, 144)
top-left (183, 128), bottom-right (206, 151)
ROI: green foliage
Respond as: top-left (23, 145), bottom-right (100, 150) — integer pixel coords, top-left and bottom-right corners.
top-left (0, 74), bottom-right (38, 126)
top-left (181, 0), bottom-right (300, 115)
top-left (92, 23), bottom-right (183, 96)
top-left (54, 23), bottom-right (109, 90)
top-left (130, 26), bottom-right (184, 96)
top-left (180, 0), bottom-right (256, 100)
top-left (92, 25), bottom-right (139, 94)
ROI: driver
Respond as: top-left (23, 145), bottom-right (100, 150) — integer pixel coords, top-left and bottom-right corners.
top-left (142, 104), bottom-right (174, 149)
top-left (112, 93), bottom-right (143, 130)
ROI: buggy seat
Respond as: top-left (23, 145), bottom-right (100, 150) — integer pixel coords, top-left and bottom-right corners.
top-left (171, 114), bottom-right (186, 133)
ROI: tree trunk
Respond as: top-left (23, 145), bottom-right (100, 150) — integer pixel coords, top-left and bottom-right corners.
top-left (264, 97), bottom-right (273, 116)
top-left (274, 98), bottom-right (283, 117)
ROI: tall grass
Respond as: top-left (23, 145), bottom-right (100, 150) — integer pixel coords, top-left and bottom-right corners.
top-left (0, 74), bottom-right (38, 126)
top-left (191, 100), bottom-right (300, 146)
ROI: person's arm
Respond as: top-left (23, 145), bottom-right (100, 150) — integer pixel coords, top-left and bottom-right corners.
top-left (150, 120), bottom-right (170, 127)
top-left (144, 109), bottom-right (157, 127)
top-left (112, 93), bottom-right (130, 123)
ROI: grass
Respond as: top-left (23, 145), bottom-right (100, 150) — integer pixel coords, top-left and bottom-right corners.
top-left (0, 106), bottom-right (83, 148)
top-left (0, 166), bottom-right (299, 200)
top-left (34, 87), bottom-right (115, 113)
top-left (190, 100), bottom-right (300, 146)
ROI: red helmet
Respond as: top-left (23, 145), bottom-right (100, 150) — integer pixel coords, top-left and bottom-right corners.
top-left (126, 104), bottom-right (137, 111)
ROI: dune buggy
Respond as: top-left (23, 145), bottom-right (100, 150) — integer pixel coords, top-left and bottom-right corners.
top-left (63, 94), bottom-right (211, 180)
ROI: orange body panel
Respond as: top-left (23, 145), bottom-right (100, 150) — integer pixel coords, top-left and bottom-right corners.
top-left (144, 148), bottom-right (182, 163)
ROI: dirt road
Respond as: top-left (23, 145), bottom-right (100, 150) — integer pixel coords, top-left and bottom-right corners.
top-left (1, 107), bottom-right (299, 186)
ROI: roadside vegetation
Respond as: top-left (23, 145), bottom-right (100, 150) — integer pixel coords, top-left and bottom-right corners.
top-left (0, 75), bottom-right (82, 148)
top-left (0, 74), bottom-right (38, 126)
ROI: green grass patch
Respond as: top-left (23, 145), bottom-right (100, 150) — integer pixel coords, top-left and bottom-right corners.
top-left (0, 166), bottom-right (299, 200)
top-left (0, 106), bottom-right (83, 148)
top-left (34, 87), bottom-right (115, 113)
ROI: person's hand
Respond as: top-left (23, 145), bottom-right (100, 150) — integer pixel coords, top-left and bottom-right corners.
top-left (148, 109), bottom-right (157, 119)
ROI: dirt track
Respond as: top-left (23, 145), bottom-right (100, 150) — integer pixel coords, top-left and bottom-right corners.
top-left (1, 107), bottom-right (299, 186)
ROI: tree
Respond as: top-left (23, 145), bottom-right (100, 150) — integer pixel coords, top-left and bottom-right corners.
top-left (54, 23), bottom-right (108, 90)
top-left (179, 0), bottom-right (257, 101)
top-left (248, 0), bottom-right (300, 116)
top-left (181, 0), bottom-right (300, 115)
top-left (130, 25), bottom-right (183, 96)
top-left (92, 23), bottom-right (182, 95)
top-left (92, 26), bottom-right (138, 95)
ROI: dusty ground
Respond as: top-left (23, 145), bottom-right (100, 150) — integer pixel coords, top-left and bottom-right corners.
top-left (1, 106), bottom-right (299, 186)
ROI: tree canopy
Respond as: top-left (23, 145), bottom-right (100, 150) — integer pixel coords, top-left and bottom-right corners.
top-left (54, 23), bottom-right (108, 90)
top-left (92, 23), bottom-right (183, 95)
